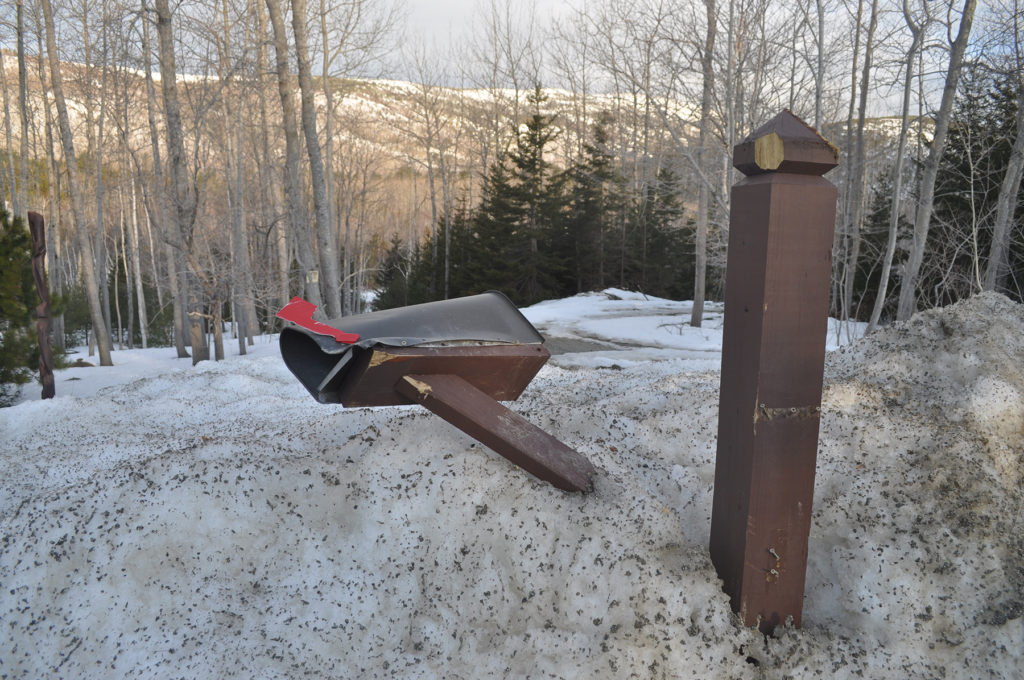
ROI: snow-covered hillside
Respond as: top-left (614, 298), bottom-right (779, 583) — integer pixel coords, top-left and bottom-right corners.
top-left (2, 290), bottom-right (1021, 678)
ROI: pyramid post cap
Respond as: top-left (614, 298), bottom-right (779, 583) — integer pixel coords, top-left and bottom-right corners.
top-left (733, 110), bottom-right (839, 176)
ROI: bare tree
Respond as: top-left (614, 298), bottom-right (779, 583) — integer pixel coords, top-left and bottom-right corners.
top-left (154, 0), bottom-right (209, 363)
top-left (316, 0), bottom-right (401, 312)
top-left (16, 0), bottom-right (29, 221)
top-left (40, 0), bottom-right (114, 365)
top-left (813, 0), bottom-right (828, 129)
top-left (93, 0), bottom-right (114, 345)
top-left (897, 0), bottom-right (977, 320)
top-left (868, 0), bottom-right (930, 330)
top-left (128, 171), bottom-right (148, 347)
top-left (291, 0), bottom-right (342, 318)
top-left (692, 0), bottom-right (716, 328)
top-left (217, 0), bottom-right (254, 353)
top-left (265, 0), bottom-right (322, 310)
top-left (467, 0), bottom-right (540, 164)
top-left (1, 28), bottom-right (19, 217)
top-left (841, 0), bottom-right (879, 319)
top-left (982, 0), bottom-right (1024, 292)
top-left (139, 4), bottom-right (189, 358)
top-left (251, 0), bottom-right (291, 317)
top-left (33, 9), bottom-right (66, 349)
top-left (548, 12), bottom-right (595, 166)
top-left (397, 43), bottom-right (467, 300)
top-left (109, 16), bottom-right (148, 349)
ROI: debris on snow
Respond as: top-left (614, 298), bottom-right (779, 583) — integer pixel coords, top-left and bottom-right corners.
top-left (1, 291), bottom-right (1020, 678)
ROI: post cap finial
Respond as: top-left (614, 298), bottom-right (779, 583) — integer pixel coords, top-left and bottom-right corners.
top-left (733, 110), bottom-right (839, 176)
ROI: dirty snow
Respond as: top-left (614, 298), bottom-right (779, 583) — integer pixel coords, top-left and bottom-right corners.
top-left (1, 290), bottom-right (1021, 678)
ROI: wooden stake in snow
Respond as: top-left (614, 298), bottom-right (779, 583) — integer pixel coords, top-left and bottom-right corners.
top-left (709, 110), bottom-right (839, 633)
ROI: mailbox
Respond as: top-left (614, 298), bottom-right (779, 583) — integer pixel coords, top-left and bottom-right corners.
top-left (279, 291), bottom-right (594, 492)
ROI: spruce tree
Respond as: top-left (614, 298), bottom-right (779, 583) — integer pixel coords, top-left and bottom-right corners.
top-left (502, 85), bottom-right (569, 305)
top-left (567, 113), bottom-right (624, 293)
top-left (615, 167), bottom-right (688, 298)
top-left (466, 161), bottom-right (516, 295)
top-left (0, 209), bottom-right (37, 406)
top-left (451, 85), bottom-right (572, 306)
top-left (384, 90), bottom-right (696, 308)
top-left (637, 167), bottom-right (690, 299)
top-left (927, 67), bottom-right (1023, 305)
top-left (855, 168), bottom-right (911, 320)
top-left (372, 235), bottom-right (413, 311)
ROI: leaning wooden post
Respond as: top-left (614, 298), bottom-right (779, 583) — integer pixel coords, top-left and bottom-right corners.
top-left (709, 110), bottom-right (839, 633)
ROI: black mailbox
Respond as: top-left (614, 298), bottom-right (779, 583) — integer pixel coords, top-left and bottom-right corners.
top-left (278, 291), bottom-right (594, 492)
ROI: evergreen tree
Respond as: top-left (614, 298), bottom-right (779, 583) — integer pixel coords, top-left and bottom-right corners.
top-left (380, 92), bottom-right (697, 309)
top-left (373, 235), bottom-right (413, 310)
top-left (567, 112), bottom-right (623, 292)
top-left (926, 67), bottom-right (1024, 306)
top-left (855, 168), bottom-right (912, 321)
top-left (441, 202), bottom-right (478, 299)
top-left (0, 209), bottom-right (37, 406)
top-left (500, 84), bottom-right (570, 305)
top-left (617, 167), bottom-right (689, 299)
top-left (431, 84), bottom-right (571, 307)
top-left (637, 167), bottom-right (690, 299)
top-left (465, 160), bottom-right (523, 298)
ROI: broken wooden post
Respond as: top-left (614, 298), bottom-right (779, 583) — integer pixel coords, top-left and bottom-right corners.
top-left (709, 110), bottom-right (839, 633)
top-left (396, 372), bottom-right (593, 492)
top-left (278, 292), bottom-right (595, 492)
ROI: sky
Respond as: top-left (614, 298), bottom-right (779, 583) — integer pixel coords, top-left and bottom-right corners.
top-left (393, 0), bottom-right (584, 85)
top-left (404, 0), bottom-right (582, 45)
top-left (404, 0), bottom-right (482, 45)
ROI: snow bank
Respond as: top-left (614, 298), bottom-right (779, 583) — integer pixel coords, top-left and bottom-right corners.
top-left (1, 293), bottom-right (1021, 678)
top-left (805, 292), bottom-right (1024, 677)
top-left (523, 289), bottom-right (863, 371)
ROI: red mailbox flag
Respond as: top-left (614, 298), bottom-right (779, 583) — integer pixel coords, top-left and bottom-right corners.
top-left (276, 296), bottom-right (359, 344)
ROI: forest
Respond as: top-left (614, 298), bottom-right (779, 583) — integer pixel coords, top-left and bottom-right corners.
top-left (0, 0), bottom-right (1022, 377)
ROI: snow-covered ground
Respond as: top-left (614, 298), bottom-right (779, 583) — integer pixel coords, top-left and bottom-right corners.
top-left (1, 290), bottom-right (1021, 678)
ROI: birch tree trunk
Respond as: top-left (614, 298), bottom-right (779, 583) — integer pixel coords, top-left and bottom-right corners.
top-left (982, 84), bottom-right (1024, 291)
top-left (842, 0), bottom-right (879, 319)
top-left (868, 0), bottom-right (926, 331)
top-left (253, 0), bottom-right (291, 316)
top-left (724, 0), bottom-right (737, 197)
top-left (836, 0), bottom-right (864, 321)
top-left (1, 44), bottom-right (19, 218)
top-left (291, 0), bottom-right (343, 318)
top-left (40, 0), bottom-right (113, 365)
top-left (896, 0), bottom-right (977, 320)
top-left (982, 1), bottom-right (1024, 292)
top-left (691, 0), bottom-right (716, 328)
top-left (319, 0), bottom-right (341, 311)
top-left (141, 5), bottom-right (188, 357)
top-left (16, 0), bottom-right (30, 220)
top-left (815, 0), bottom-right (825, 130)
top-left (154, 0), bottom-right (206, 363)
top-left (129, 174), bottom-right (148, 347)
top-left (94, 3), bottom-right (113, 342)
top-left (219, 0), bottom-right (252, 354)
top-left (117, 186), bottom-right (131, 349)
top-left (264, 0), bottom-right (323, 310)
top-left (34, 15), bottom-right (65, 349)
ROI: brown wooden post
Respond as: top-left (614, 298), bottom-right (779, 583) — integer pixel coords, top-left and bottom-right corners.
top-left (709, 110), bottom-right (839, 633)
top-left (28, 212), bottom-right (56, 399)
top-left (396, 373), bottom-right (594, 492)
